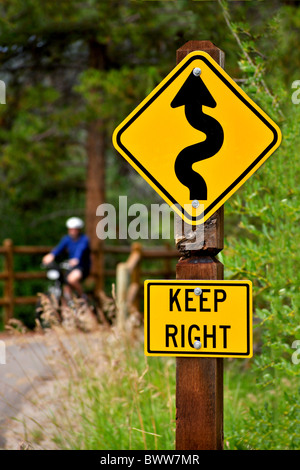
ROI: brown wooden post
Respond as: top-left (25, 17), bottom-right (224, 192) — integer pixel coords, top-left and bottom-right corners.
top-left (85, 40), bottom-right (107, 293)
top-left (3, 239), bottom-right (14, 323)
top-left (175, 41), bottom-right (225, 451)
top-left (130, 242), bottom-right (142, 311)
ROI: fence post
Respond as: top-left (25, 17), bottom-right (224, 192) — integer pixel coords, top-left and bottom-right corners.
top-left (116, 242), bottom-right (142, 328)
top-left (130, 242), bottom-right (142, 311)
top-left (3, 239), bottom-right (14, 323)
top-left (116, 262), bottom-right (130, 329)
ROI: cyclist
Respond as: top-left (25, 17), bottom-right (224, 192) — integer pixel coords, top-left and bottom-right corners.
top-left (42, 217), bottom-right (91, 298)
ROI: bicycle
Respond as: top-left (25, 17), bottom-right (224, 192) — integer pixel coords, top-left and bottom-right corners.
top-left (36, 261), bottom-right (99, 330)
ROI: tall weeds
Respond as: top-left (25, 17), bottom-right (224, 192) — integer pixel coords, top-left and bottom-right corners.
top-left (1, 321), bottom-right (176, 450)
top-left (219, 0), bottom-right (299, 450)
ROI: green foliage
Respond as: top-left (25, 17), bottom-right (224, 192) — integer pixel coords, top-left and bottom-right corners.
top-left (52, 335), bottom-right (176, 450)
top-left (218, 1), bottom-right (300, 450)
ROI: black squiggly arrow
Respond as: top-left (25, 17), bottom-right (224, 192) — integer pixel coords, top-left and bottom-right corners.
top-left (171, 71), bottom-right (224, 200)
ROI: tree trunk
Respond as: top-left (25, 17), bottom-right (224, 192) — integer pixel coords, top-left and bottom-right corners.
top-left (85, 40), bottom-right (107, 290)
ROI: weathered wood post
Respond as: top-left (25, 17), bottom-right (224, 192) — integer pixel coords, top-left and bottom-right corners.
top-left (175, 41), bottom-right (224, 451)
top-left (116, 242), bottom-right (142, 328)
top-left (116, 261), bottom-right (130, 330)
top-left (130, 242), bottom-right (142, 312)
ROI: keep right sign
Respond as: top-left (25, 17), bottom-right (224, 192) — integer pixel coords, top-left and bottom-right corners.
top-left (144, 280), bottom-right (252, 358)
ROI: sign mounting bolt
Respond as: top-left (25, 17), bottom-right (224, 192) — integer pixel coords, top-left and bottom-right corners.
top-left (193, 340), bottom-right (202, 350)
top-left (193, 67), bottom-right (201, 77)
top-left (194, 287), bottom-right (202, 296)
top-left (192, 199), bottom-right (199, 208)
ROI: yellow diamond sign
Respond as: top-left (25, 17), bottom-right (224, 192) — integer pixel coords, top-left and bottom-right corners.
top-left (144, 280), bottom-right (252, 358)
top-left (112, 51), bottom-right (281, 225)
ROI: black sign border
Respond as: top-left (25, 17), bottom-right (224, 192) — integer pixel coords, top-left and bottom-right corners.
top-left (146, 281), bottom-right (252, 357)
top-left (115, 54), bottom-right (280, 223)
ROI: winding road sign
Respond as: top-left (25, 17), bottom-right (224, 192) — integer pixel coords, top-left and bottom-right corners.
top-left (113, 51), bottom-right (281, 225)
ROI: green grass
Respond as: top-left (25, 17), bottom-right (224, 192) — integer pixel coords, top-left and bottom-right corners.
top-left (46, 333), bottom-right (298, 451)
top-left (46, 329), bottom-right (176, 450)
top-left (7, 322), bottom-right (298, 451)
top-left (224, 362), bottom-right (299, 450)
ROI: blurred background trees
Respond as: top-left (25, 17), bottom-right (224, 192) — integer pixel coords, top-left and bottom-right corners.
top-left (0, 0), bottom-right (297, 246)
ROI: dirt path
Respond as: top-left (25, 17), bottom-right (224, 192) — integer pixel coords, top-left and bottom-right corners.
top-left (0, 332), bottom-right (56, 449)
top-left (0, 326), bottom-right (107, 450)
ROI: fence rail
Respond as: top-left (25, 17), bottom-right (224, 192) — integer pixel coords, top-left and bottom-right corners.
top-left (0, 239), bottom-right (178, 325)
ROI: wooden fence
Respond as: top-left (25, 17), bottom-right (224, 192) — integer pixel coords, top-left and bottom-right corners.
top-left (0, 239), bottom-right (178, 325)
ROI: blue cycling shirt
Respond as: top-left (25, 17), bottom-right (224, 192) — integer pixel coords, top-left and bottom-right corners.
top-left (51, 234), bottom-right (91, 272)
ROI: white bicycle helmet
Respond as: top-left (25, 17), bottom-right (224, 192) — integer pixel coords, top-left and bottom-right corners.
top-left (66, 217), bottom-right (84, 229)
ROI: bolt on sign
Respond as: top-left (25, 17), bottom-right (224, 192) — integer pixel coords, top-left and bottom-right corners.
top-left (144, 280), bottom-right (252, 358)
top-left (112, 51), bottom-right (281, 225)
